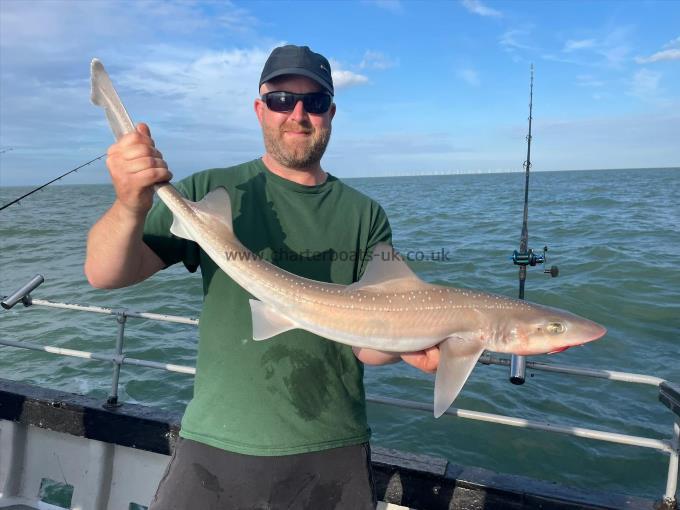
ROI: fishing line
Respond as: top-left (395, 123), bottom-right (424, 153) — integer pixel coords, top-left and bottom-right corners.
top-left (0, 153), bottom-right (106, 211)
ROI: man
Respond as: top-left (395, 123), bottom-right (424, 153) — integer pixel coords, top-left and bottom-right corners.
top-left (85, 45), bottom-right (439, 509)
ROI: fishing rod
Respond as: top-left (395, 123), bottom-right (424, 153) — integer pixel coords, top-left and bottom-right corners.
top-left (0, 153), bottom-right (106, 212)
top-left (509, 65), bottom-right (559, 385)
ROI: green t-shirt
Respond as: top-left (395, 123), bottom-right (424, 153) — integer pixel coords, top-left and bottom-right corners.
top-left (143, 158), bottom-right (392, 455)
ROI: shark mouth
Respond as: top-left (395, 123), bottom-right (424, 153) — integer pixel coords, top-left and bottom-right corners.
top-left (547, 346), bottom-right (571, 354)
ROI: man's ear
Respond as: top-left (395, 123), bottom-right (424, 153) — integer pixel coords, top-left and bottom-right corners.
top-left (329, 102), bottom-right (336, 121)
top-left (254, 98), bottom-right (265, 124)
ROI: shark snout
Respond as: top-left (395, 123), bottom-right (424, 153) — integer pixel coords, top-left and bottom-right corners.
top-left (561, 317), bottom-right (606, 350)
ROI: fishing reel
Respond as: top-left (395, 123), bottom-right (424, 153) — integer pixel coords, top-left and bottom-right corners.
top-left (512, 246), bottom-right (558, 278)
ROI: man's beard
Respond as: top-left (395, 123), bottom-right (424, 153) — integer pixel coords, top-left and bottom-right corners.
top-left (262, 119), bottom-right (331, 169)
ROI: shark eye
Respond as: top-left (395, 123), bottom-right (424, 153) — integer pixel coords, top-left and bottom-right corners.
top-left (547, 322), bottom-right (565, 334)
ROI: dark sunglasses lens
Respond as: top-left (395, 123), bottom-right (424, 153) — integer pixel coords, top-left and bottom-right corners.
top-left (265, 92), bottom-right (331, 114)
top-left (266, 92), bottom-right (296, 112)
top-left (303, 94), bottom-right (332, 114)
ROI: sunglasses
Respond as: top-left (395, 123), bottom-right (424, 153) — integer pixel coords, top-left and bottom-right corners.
top-left (261, 91), bottom-right (333, 114)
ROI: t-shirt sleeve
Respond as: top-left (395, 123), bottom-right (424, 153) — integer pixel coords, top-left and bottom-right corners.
top-left (142, 180), bottom-right (201, 273)
top-left (368, 203), bottom-right (392, 247)
top-left (358, 202), bottom-right (392, 278)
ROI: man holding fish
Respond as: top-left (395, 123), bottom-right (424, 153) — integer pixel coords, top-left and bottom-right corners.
top-left (86, 45), bottom-right (438, 509)
top-left (87, 42), bottom-right (606, 508)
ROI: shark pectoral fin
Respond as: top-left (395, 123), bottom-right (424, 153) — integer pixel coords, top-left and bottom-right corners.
top-left (433, 336), bottom-right (485, 418)
top-left (348, 243), bottom-right (428, 292)
top-left (170, 187), bottom-right (234, 241)
top-left (249, 299), bottom-right (297, 341)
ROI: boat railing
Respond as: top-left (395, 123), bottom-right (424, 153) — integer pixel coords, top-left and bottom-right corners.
top-left (1, 288), bottom-right (678, 510)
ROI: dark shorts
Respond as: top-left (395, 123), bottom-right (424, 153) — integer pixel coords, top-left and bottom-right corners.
top-left (149, 437), bottom-right (377, 510)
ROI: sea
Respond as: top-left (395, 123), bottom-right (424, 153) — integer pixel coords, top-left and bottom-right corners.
top-left (1, 167), bottom-right (679, 501)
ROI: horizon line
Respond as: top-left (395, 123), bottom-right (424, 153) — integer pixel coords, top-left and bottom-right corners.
top-left (1, 166), bottom-right (679, 189)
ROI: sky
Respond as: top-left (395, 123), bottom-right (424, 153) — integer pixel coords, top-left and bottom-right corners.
top-left (0, 0), bottom-right (678, 186)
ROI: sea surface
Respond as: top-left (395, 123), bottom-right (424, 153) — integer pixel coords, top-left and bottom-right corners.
top-left (1, 167), bottom-right (679, 501)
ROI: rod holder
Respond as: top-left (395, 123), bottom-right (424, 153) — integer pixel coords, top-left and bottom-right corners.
top-left (1, 274), bottom-right (45, 310)
top-left (510, 354), bottom-right (526, 385)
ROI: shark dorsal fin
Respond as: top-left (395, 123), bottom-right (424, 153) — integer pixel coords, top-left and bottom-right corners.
top-left (170, 186), bottom-right (233, 241)
top-left (347, 243), bottom-right (427, 292)
top-left (192, 187), bottom-right (233, 228)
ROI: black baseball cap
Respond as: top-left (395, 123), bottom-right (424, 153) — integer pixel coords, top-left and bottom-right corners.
top-left (259, 45), bottom-right (334, 96)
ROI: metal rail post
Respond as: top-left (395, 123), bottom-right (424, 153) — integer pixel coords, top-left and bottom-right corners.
top-left (662, 419), bottom-right (679, 509)
top-left (105, 311), bottom-right (127, 408)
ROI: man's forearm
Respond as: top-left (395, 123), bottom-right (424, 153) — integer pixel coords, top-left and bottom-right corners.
top-left (84, 200), bottom-right (158, 289)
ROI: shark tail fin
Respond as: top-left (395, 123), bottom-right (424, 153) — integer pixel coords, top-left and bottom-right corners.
top-left (433, 335), bottom-right (485, 418)
top-left (90, 59), bottom-right (136, 140)
top-left (170, 187), bottom-right (234, 241)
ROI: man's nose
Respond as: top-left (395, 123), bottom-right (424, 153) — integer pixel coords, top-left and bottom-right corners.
top-left (288, 99), bottom-right (309, 122)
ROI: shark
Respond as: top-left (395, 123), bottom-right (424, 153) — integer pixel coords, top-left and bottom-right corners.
top-left (90, 59), bottom-right (607, 418)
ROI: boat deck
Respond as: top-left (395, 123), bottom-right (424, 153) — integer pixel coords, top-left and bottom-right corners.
top-left (0, 378), bottom-right (664, 510)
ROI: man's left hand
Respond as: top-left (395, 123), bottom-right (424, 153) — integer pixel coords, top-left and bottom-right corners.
top-left (401, 346), bottom-right (440, 374)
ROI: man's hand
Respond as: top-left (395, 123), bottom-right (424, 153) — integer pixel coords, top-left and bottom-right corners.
top-left (106, 123), bottom-right (172, 217)
top-left (401, 346), bottom-right (440, 374)
top-left (352, 345), bottom-right (440, 374)
top-left (84, 122), bottom-right (168, 289)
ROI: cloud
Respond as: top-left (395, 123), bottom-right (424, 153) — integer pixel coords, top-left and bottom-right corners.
top-left (499, 28), bottom-right (535, 61)
top-left (215, 4), bottom-right (260, 31)
top-left (552, 27), bottom-right (633, 68)
top-left (0, 43), bottom-right (272, 186)
top-left (119, 46), bottom-right (272, 121)
top-left (332, 69), bottom-right (370, 89)
top-left (564, 39), bottom-right (596, 52)
top-left (0, 0), bottom-right (275, 186)
top-left (636, 37), bottom-right (680, 63)
top-left (530, 111), bottom-right (680, 168)
top-left (629, 68), bottom-right (662, 99)
top-left (360, 51), bottom-right (397, 70)
top-left (0, 1), bottom-right (257, 55)
top-left (500, 29), bottom-right (533, 51)
top-left (457, 69), bottom-right (480, 86)
top-left (595, 27), bottom-right (632, 67)
top-left (329, 59), bottom-right (370, 89)
top-left (331, 51), bottom-right (397, 89)
top-left (461, 0), bottom-right (501, 17)
top-left (635, 49), bottom-right (680, 63)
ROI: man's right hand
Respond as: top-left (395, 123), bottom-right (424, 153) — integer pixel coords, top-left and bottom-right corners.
top-left (106, 123), bottom-right (172, 216)
top-left (84, 122), bottom-right (169, 289)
